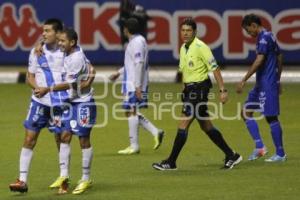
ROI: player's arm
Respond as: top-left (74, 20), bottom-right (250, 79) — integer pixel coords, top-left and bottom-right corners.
top-left (109, 67), bottom-right (124, 81)
top-left (236, 54), bottom-right (265, 93)
top-left (27, 49), bottom-right (39, 91)
top-left (200, 44), bottom-right (227, 103)
top-left (277, 53), bottom-right (283, 80)
top-left (213, 67), bottom-right (228, 104)
top-left (26, 72), bottom-right (38, 89)
top-left (277, 53), bottom-right (283, 94)
top-left (135, 61), bottom-right (144, 100)
top-left (34, 39), bottom-right (44, 56)
top-left (35, 82), bottom-right (72, 98)
top-left (81, 63), bottom-right (96, 89)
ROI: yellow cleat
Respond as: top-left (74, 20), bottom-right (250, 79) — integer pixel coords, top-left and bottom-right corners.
top-left (49, 176), bottom-right (69, 189)
top-left (72, 179), bottom-right (92, 195)
top-left (153, 130), bottom-right (164, 150)
top-left (117, 146), bottom-right (140, 155)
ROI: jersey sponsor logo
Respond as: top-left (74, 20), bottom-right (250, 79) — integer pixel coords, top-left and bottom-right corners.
top-left (259, 38), bottom-right (268, 45)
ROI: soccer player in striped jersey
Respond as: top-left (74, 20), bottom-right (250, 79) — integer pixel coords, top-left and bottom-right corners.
top-left (9, 18), bottom-right (66, 193)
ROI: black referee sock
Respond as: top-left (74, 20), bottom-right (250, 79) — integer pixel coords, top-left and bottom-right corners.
top-left (168, 129), bottom-right (188, 163)
top-left (206, 128), bottom-right (234, 157)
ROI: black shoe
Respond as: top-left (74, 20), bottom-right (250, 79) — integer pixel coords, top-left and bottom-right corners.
top-left (223, 153), bottom-right (243, 169)
top-left (152, 160), bottom-right (177, 171)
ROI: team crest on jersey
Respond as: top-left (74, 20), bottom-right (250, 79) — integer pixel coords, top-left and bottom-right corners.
top-left (188, 60), bottom-right (194, 67)
top-left (135, 52), bottom-right (141, 58)
top-left (79, 107), bottom-right (90, 127)
top-left (70, 120), bottom-right (77, 129)
top-left (49, 116), bottom-right (62, 127)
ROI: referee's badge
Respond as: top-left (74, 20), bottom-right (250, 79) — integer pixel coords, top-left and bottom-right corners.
top-left (188, 60), bottom-right (194, 67)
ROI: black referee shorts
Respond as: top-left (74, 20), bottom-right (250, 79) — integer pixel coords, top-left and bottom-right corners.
top-left (181, 78), bottom-right (212, 119)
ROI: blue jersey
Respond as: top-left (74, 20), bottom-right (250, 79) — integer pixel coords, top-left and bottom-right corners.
top-left (256, 29), bottom-right (281, 89)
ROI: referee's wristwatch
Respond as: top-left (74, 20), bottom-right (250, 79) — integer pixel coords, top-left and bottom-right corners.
top-left (219, 89), bottom-right (228, 93)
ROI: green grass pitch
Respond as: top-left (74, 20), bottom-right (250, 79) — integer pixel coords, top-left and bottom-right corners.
top-left (0, 83), bottom-right (299, 200)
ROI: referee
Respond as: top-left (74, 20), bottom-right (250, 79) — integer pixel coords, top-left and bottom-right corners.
top-left (152, 18), bottom-right (242, 170)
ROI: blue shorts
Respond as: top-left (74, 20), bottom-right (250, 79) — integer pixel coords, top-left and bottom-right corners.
top-left (244, 87), bottom-right (279, 116)
top-left (24, 99), bottom-right (63, 134)
top-left (122, 91), bottom-right (148, 110)
top-left (62, 99), bottom-right (97, 137)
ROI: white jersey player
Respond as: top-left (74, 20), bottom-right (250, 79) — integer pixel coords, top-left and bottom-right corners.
top-left (36, 28), bottom-right (96, 195)
top-left (9, 18), bottom-right (65, 193)
top-left (109, 18), bottom-right (164, 155)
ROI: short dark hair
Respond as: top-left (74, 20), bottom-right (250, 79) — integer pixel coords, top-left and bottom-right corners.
top-left (44, 18), bottom-right (63, 32)
top-left (124, 17), bottom-right (140, 34)
top-left (61, 27), bottom-right (78, 46)
top-left (241, 14), bottom-right (262, 28)
top-left (180, 17), bottom-right (197, 30)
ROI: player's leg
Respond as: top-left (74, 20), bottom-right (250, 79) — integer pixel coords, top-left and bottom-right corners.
top-left (118, 110), bottom-right (140, 154)
top-left (54, 134), bottom-right (61, 150)
top-left (137, 112), bottom-right (164, 150)
top-left (264, 116), bottom-right (286, 162)
top-left (50, 131), bottom-right (72, 191)
top-left (72, 135), bottom-right (93, 195)
top-left (72, 100), bottom-right (96, 194)
top-left (9, 129), bottom-right (38, 193)
top-left (242, 88), bottom-right (267, 160)
top-left (152, 113), bottom-right (194, 171)
top-left (49, 106), bottom-right (72, 191)
top-left (153, 83), bottom-right (200, 170)
top-left (197, 119), bottom-right (242, 169)
top-left (262, 90), bottom-right (286, 162)
top-left (118, 92), bottom-right (140, 154)
top-left (10, 100), bottom-right (48, 193)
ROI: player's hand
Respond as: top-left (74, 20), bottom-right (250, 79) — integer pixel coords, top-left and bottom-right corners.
top-left (236, 81), bottom-right (245, 94)
top-left (34, 41), bottom-right (44, 56)
top-left (33, 88), bottom-right (40, 97)
top-left (220, 91), bottom-right (228, 104)
top-left (80, 80), bottom-right (90, 90)
top-left (35, 87), bottom-right (50, 98)
top-left (109, 72), bottom-right (120, 82)
top-left (135, 87), bottom-right (142, 101)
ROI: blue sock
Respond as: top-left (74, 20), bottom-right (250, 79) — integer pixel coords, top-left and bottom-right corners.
top-left (270, 121), bottom-right (285, 157)
top-left (245, 119), bottom-right (264, 149)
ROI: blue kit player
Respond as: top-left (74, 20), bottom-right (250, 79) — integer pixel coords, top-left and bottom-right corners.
top-left (237, 14), bottom-right (286, 162)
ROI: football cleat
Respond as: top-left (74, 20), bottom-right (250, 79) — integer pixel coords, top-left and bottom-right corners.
top-left (49, 176), bottom-right (69, 189)
top-left (152, 160), bottom-right (177, 171)
top-left (248, 147), bottom-right (268, 161)
top-left (265, 154), bottom-right (287, 162)
top-left (118, 146), bottom-right (140, 155)
top-left (9, 179), bottom-right (28, 193)
top-left (72, 179), bottom-right (92, 195)
top-left (153, 130), bottom-right (164, 150)
top-left (57, 178), bottom-right (70, 194)
top-left (223, 153), bottom-right (243, 169)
